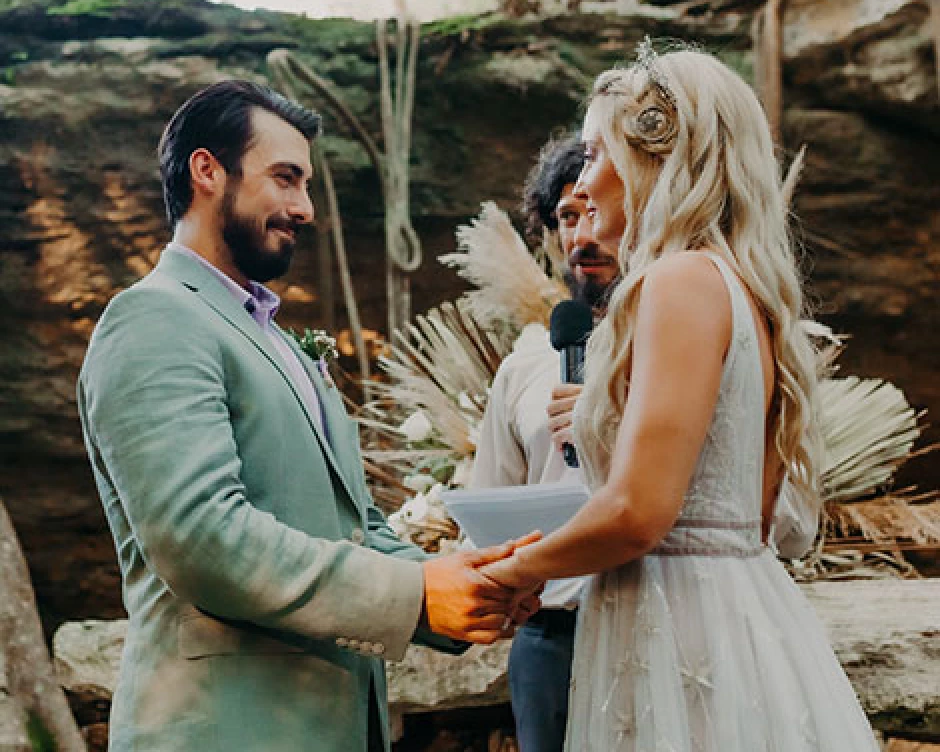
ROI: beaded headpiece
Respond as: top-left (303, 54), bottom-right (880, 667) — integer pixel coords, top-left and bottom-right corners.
top-left (592, 36), bottom-right (686, 153)
top-left (635, 36), bottom-right (677, 110)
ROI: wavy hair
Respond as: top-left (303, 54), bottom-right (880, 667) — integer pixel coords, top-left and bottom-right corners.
top-left (575, 49), bottom-right (823, 516)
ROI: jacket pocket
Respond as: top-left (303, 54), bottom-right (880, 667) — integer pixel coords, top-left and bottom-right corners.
top-left (178, 608), bottom-right (307, 658)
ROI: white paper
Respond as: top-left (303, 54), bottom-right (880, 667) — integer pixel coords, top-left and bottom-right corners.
top-left (441, 481), bottom-right (590, 549)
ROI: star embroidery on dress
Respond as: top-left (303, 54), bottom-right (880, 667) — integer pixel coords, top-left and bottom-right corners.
top-left (692, 559), bottom-right (714, 583)
top-left (630, 652), bottom-right (651, 673)
top-left (655, 735), bottom-right (681, 752)
top-left (614, 713), bottom-right (636, 743)
top-left (680, 655), bottom-right (716, 699)
top-left (600, 673), bottom-right (623, 715)
top-left (799, 710), bottom-right (818, 747)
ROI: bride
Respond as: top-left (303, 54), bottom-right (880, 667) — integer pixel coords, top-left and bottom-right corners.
top-left (483, 46), bottom-right (881, 751)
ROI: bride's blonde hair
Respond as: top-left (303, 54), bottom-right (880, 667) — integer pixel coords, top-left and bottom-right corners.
top-left (577, 47), bottom-right (822, 515)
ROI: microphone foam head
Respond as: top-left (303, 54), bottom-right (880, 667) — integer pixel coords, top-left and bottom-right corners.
top-left (550, 300), bottom-right (593, 350)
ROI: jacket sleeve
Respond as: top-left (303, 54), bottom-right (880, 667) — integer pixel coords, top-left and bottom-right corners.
top-left (78, 286), bottom-right (424, 661)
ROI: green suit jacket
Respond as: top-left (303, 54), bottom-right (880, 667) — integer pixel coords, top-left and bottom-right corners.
top-left (78, 247), bottom-right (451, 752)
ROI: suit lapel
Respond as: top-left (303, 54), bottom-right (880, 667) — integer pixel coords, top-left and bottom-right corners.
top-left (154, 248), bottom-right (362, 513)
top-left (276, 326), bottom-right (365, 500)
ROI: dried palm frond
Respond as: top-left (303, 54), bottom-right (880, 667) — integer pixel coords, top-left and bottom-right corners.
top-left (787, 545), bottom-right (916, 582)
top-left (825, 489), bottom-right (940, 545)
top-left (439, 201), bottom-right (567, 332)
top-left (819, 376), bottom-right (923, 504)
top-left (369, 300), bottom-right (511, 450)
top-left (781, 144), bottom-right (807, 210)
top-left (358, 299), bottom-right (515, 507)
top-left (800, 319), bottom-right (844, 375)
top-left (803, 374), bottom-right (940, 577)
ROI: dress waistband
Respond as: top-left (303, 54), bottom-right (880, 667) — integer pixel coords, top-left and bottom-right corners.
top-left (650, 517), bottom-right (764, 558)
top-left (649, 543), bottom-right (765, 558)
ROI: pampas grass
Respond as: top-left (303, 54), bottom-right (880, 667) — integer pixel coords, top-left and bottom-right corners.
top-left (439, 201), bottom-right (567, 333)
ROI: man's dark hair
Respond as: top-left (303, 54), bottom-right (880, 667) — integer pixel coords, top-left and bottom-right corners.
top-left (158, 79), bottom-right (321, 226)
top-left (522, 132), bottom-right (584, 239)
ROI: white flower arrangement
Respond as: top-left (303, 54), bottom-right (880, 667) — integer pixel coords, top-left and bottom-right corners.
top-left (398, 410), bottom-right (434, 443)
top-left (387, 483), bottom-right (460, 554)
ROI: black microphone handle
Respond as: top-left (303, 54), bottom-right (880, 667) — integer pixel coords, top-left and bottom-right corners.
top-left (562, 442), bottom-right (580, 468)
top-left (559, 344), bottom-right (585, 467)
top-left (560, 345), bottom-right (585, 385)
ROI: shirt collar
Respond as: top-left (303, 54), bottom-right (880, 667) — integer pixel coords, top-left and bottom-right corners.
top-left (167, 242), bottom-right (281, 327)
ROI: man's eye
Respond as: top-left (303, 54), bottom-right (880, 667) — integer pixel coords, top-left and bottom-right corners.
top-left (559, 212), bottom-right (578, 226)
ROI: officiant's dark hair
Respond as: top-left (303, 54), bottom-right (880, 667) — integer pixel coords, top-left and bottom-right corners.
top-left (158, 79), bottom-right (321, 226)
top-left (522, 132), bottom-right (584, 238)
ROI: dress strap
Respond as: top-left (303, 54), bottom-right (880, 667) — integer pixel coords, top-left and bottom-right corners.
top-left (700, 252), bottom-right (753, 343)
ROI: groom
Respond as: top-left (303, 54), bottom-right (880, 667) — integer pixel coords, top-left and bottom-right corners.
top-left (77, 80), bottom-right (536, 752)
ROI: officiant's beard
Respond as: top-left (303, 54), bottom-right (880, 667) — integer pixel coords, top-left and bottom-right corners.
top-left (221, 182), bottom-right (296, 284)
top-left (563, 268), bottom-right (617, 312)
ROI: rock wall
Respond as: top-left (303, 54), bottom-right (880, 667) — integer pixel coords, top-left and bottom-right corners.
top-left (0, 0), bottom-right (937, 631)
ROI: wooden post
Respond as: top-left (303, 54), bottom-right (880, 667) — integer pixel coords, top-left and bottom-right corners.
top-left (754, 0), bottom-right (784, 145)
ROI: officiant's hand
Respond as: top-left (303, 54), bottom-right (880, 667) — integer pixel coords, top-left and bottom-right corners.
top-left (547, 384), bottom-right (582, 451)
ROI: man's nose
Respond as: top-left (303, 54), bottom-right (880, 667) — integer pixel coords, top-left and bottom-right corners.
top-left (572, 179), bottom-right (589, 203)
top-left (288, 190), bottom-right (314, 225)
top-left (573, 212), bottom-right (595, 251)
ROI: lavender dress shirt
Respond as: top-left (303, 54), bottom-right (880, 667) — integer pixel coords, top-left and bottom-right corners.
top-left (168, 242), bottom-right (326, 437)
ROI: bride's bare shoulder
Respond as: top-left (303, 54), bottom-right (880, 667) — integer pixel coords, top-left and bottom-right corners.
top-left (638, 252), bottom-right (731, 320)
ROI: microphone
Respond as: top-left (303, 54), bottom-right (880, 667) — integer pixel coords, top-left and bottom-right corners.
top-left (549, 300), bottom-right (593, 468)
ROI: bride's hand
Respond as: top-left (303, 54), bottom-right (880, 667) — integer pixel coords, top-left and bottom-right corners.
top-left (480, 549), bottom-right (542, 592)
top-left (475, 532), bottom-right (544, 629)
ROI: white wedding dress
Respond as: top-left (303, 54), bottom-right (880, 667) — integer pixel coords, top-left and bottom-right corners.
top-left (565, 254), bottom-right (880, 752)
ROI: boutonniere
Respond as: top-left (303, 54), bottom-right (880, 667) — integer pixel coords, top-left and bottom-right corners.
top-left (290, 328), bottom-right (338, 388)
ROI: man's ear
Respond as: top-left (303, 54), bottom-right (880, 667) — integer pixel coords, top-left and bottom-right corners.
top-left (189, 147), bottom-right (225, 200)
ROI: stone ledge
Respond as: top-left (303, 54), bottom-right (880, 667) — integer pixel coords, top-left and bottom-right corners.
top-left (53, 580), bottom-right (940, 740)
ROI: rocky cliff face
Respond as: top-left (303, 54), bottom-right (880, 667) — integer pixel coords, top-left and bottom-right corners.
top-left (0, 0), bottom-right (936, 631)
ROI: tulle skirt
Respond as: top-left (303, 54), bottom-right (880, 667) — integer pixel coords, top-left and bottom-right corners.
top-left (564, 549), bottom-right (880, 751)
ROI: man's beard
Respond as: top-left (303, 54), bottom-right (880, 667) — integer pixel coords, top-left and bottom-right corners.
top-left (221, 184), bottom-right (296, 284)
top-left (564, 271), bottom-right (611, 309)
top-left (564, 243), bottom-right (619, 311)
top-left (563, 266), bottom-right (617, 310)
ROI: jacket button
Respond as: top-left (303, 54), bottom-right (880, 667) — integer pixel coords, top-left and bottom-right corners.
top-left (336, 637), bottom-right (349, 647)
top-left (370, 643), bottom-right (385, 656)
top-left (350, 528), bottom-right (365, 544)
top-left (347, 639), bottom-right (361, 650)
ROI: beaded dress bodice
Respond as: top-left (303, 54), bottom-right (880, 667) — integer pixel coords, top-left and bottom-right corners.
top-left (578, 253), bottom-right (767, 557)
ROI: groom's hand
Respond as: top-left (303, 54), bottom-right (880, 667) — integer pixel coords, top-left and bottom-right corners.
top-left (421, 543), bottom-right (518, 644)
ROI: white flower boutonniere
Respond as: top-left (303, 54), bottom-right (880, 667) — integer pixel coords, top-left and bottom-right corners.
top-left (290, 328), bottom-right (338, 388)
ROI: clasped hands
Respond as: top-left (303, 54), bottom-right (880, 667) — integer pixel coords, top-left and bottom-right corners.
top-left (421, 533), bottom-right (545, 644)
